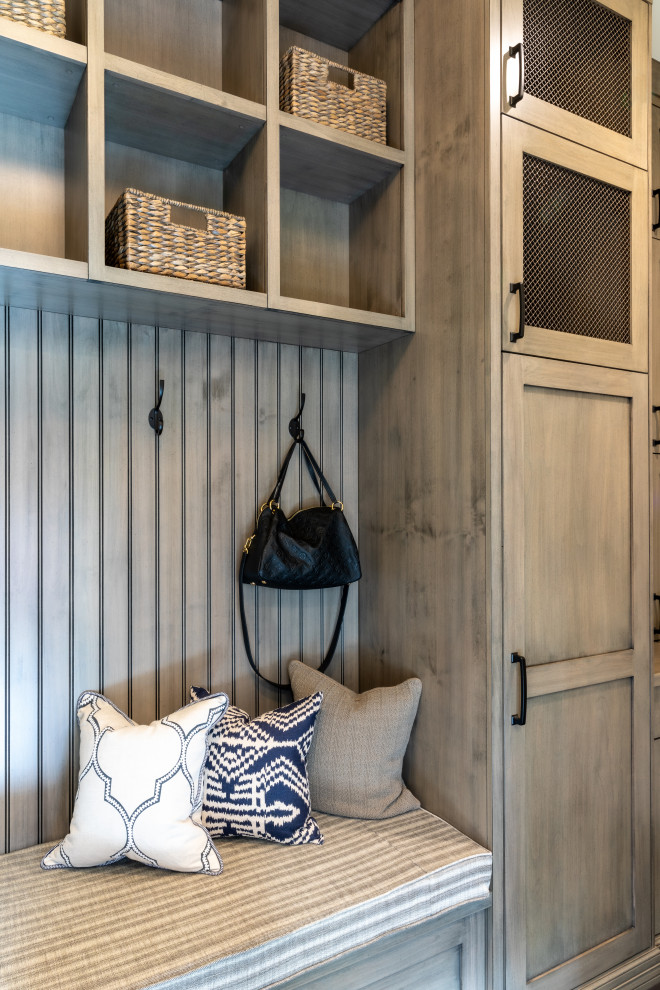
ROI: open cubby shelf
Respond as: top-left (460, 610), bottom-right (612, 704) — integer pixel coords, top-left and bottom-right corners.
top-left (0, 0), bottom-right (413, 352)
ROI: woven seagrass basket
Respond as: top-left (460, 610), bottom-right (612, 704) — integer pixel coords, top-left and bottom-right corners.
top-left (105, 189), bottom-right (246, 289)
top-left (280, 46), bottom-right (386, 145)
top-left (0, 0), bottom-right (65, 36)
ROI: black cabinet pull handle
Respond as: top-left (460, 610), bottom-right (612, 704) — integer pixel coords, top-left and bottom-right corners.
top-left (511, 652), bottom-right (527, 726)
top-left (653, 189), bottom-right (660, 231)
top-left (509, 282), bottom-right (525, 342)
top-left (508, 43), bottom-right (525, 107)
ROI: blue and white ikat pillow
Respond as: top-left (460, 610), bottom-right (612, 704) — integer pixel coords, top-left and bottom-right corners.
top-left (191, 687), bottom-right (323, 845)
top-left (42, 690), bottom-right (230, 874)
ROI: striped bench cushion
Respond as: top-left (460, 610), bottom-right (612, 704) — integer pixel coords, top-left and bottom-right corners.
top-left (0, 810), bottom-right (492, 990)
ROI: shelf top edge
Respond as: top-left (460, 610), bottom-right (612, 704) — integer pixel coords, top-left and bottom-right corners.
top-left (104, 53), bottom-right (266, 123)
top-left (0, 17), bottom-right (86, 64)
top-left (0, 264), bottom-right (410, 353)
top-left (0, 250), bottom-right (88, 279)
top-left (279, 0), bottom-right (401, 53)
top-left (100, 266), bottom-right (268, 307)
top-left (279, 109), bottom-right (405, 164)
top-left (275, 295), bottom-right (409, 331)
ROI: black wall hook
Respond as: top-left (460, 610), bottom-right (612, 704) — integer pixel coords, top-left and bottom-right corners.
top-left (149, 379), bottom-right (164, 436)
top-left (289, 393), bottom-right (305, 440)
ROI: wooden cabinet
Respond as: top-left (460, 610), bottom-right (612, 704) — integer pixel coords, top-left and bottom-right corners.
top-left (502, 354), bottom-right (651, 988)
top-left (655, 667), bottom-right (660, 938)
top-left (0, 10), bottom-right (87, 268)
top-left (501, 116), bottom-right (648, 371)
top-left (359, 0), bottom-right (657, 987)
top-left (0, 0), bottom-right (414, 351)
top-left (652, 61), bottom-right (660, 947)
top-left (501, 0), bottom-right (648, 169)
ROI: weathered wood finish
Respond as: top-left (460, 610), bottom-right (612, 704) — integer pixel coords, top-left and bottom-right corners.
top-left (501, 0), bottom-right (649, 170)
top-left (0, 304), bottom-right (358, 853)
top-left (224, 127), bottom-right (268, 294)
top-left (0, 0), bottom-right (413, 351)
top-left (523, 386), bottom-right (631, 663)
top-left (104, 142), bottom-right (226, 226)
top-left (649, 58), bottom-right (660, 948)
top-left (525, 680), bottom-right (633, 979)
top-left (655, 736), bottom-right (660, 939)
top-left (64, 73), bottom-right (90, 263)
top-left (359, 0), bottom-right (489, 846)
top-left (279, 0), bottom-right (399, 53)
top-left (350, 1), bottom-right (403, 151)
top-left (279, 119), bottom-right (403, 205)
top-left (501, 116), bottom-right (649, 372)
top-left (360, 6), bottom-right (654, 989)
top-left (274, 903), bottom-right (489, 990)
top-left (502, 354), bottom-right (651, 989)
top-left (280, 189), bottom-right (349, 309)
top-left (104, 0), bottom-right (226, 93)
top-left (0, 112), bottom-right (66, 258)
top-left (103, 63), bottom-right (265, 172)
top-left (0, 23), bottom-right (85, 127)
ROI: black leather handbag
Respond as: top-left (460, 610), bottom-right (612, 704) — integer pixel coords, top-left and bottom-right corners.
top-left (239, 396), bottom-right (361, 689)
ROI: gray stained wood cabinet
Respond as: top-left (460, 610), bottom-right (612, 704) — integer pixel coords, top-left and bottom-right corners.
top-left (359, 0), bottom-right (657, 988)
top-left (1, 0), bottom-right (659, 988)
top-left (651, 59), bottom-right (660, 946)
top-left (0, 0), bottom-right (414, 351)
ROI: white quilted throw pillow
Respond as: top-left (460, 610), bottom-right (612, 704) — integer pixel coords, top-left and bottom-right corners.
top-left (42, 690), bottom-right (229, 874)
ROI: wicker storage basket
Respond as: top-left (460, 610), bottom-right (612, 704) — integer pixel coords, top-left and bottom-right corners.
top-left (105, 189), bottom-right (246, 289)
top-left (280, 46), bottom-right (386, 145)
top-left (0, 0), bottom-right (65, 36)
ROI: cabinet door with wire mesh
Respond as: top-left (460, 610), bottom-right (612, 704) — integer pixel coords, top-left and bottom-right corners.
top-left (502, 116), bottom-right (647, 371)
top-left (501, 0), bottom-right (649, 169)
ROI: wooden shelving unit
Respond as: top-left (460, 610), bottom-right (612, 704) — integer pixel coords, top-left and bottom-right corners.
top-left (0, 0), bottom-right (413, 352)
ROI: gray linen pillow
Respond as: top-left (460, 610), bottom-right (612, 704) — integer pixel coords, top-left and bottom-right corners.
top-left (288, 660), bottom-right (422, 819)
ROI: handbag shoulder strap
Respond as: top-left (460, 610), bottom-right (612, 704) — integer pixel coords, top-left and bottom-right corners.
top-left (268, 437), bottom-right (339, 509)
top-left (299, 439), bottom-right (339, 505)
top-left (238, 551), bottom-right (349, 690)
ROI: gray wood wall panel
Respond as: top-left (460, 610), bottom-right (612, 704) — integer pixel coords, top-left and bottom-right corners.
top-left (40, 312), bottom-right (72, 843)
top-left (130, 324), bottom-right (158, 726)
top-left (1, 305), bottom-right (358, 852)
top-left (101, 321), bottom-right (130, 716)
top-left (8, 309), bottom-right (40, 849)
top-left (71, 317), bottom-right (102, 801)
top-left (158, 327), bottom-right (185, 722)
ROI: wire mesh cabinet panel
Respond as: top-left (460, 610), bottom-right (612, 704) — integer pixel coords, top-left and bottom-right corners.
top-left (502, 116), bottom-right (648, 371)
top-left (501, 0), bottom-right (649, 168)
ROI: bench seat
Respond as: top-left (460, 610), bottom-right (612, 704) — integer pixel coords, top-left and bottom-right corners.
top-left (0, 809), bottom-right (492, 990)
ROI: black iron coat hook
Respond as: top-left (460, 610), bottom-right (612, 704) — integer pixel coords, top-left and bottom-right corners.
top-left (149, 379), bottom-right (164, 435)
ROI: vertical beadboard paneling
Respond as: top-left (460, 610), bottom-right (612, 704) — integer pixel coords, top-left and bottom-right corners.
top-left (101, 322), bottom-right (130, 715)
top-left (300, 350), bottom-right (323, 668)
top-left (1, 308), bottom-right (358, 853)
top-left (129, 325), bottom-right (158, 725)
top-left (233, 337), bottom-right (258, 715)
top-left (183, 331), bottom-right (210, 694)
top-left (255, 341), bottom-right (281, 713)
top-left (7, 309), bottom-right (40, 850)
top-left (321, 349), bottom-right (343, 684)
top-left (277, 345), bottom-right (303, 699)
top-left (341, 352), bottom-right (359, 692)
top-left (40, 312), bottom-right (71, 844)
top-left (71, 317), bottom-right (102, 795)
top-left (208, 334), bottom-right (234, 698)
top-left (158, 327), bottom-right (184, 716)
